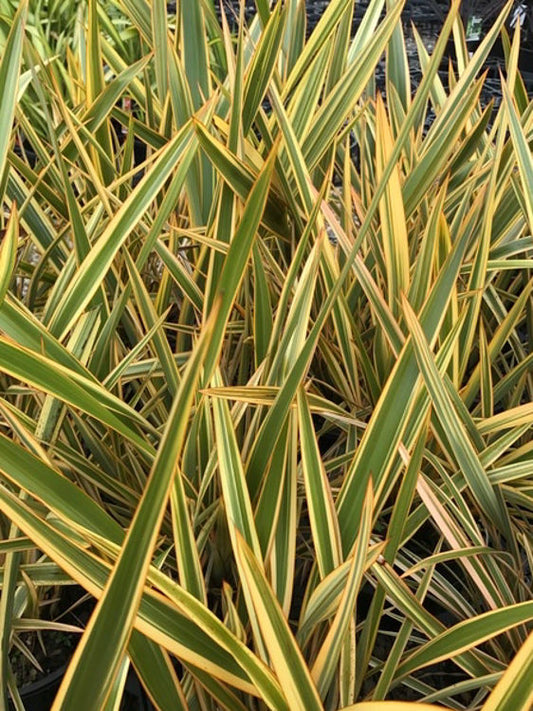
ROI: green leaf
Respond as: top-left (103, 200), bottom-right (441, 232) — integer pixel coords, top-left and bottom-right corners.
top-left (502, 82), bottom-right (533, 234)
top-left (396, 601), bottom-right (533, 679)
top-left (336, 222), bottom-right (471, 553)
top-left (48, 122), bottom-right (197, 340)
top-left (203, 147), bottom-right (277, 380)
top-left (0, 338), bottom-right (153, 455)
top-left (402, 296), bottom-right (510, 534)
top-left (51, 305), bottom-right (217, 708)
top-left (0, 0), bottom-right (27, 195)
top-left (242, 2), bottom-right (286, 134)
top-left (0, 206), bottom-right (18, 306)
top-left (340, 703), bottom-right (453, 710)
top-left (311, 482), bottom-right (373, 699)
top-left (211, 373), bottom-right (262, 559)
top-left (481, 629), bottom-right (533, 711)
top-left (235, 532), bottom-right (322, 711)
top-left (0, 487), bottom-right (250, 693)
top-left (152, 0), bottom-right (169, 101)
top-left (297, 387), bottom-right (341, 579)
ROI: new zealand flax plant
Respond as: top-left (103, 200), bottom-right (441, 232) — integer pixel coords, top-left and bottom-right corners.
top-left (0, 0), bottom-right (532, 708)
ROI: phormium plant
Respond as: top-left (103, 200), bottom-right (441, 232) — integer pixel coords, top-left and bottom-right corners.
top-left (0, 0), bottom-right (532, 709)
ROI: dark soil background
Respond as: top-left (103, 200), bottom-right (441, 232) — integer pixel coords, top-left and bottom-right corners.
top-left (220, 0), bottom-right (524, 34)
top-left (218, 0), bottom-right (533, 105)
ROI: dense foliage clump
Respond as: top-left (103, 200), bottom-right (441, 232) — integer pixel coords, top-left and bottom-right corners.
top-left (0, 0), bottom-right (532, 709)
